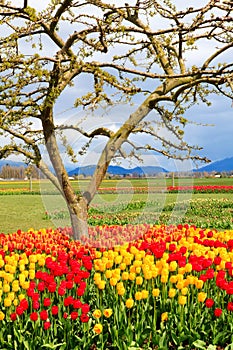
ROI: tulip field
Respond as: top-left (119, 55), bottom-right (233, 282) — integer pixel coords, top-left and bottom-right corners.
top-left (1, 225), bottom-right (233, 349)
top-left (1, 178), bottom-right (233, 349)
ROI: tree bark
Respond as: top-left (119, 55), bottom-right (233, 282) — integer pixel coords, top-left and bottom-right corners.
top-left (68, 198), bottom-right (89, 240)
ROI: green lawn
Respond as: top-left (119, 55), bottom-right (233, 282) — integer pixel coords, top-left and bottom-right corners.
top-left (1, 176), bottom-right (233, 234)
top-left (1, 190), bottom-right (233, 234)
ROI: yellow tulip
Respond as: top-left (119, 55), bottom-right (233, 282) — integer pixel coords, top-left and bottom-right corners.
top-left (176, 274), bottom-right (184, 282)
top-left (169, 261), bottom-right (178, 272)
top-left (110, 277), bottom-right (118, 286)
top-left (29, 270), bottom-right (35, 280)
top-left (8, 292), bottom-right (15, 301)
top-left (161, 312), bottom-right (168, 322)
top-left (135, 291), bottom-right (142, 301)
top-left (97, 280), bottom-right (106, 290)
top-left (0, 311), bottom-right (5, 321)
top-left (161, 274), bottom-right (168, 283)
top-left (95, 251), bottom-right (102, 259)
top-left (29, 262), bottom-right (35, 270)
top-left (18, 293), bottom-right (25, 301)
top-left (3, 284), bottom-right (10, 293)
top-left (151, 267), bottom-right (159, 278)
top-left (120, 263), bottom-right (127, 271)
top-left (184, 263), bottom-right (192, 273)
top-left (19, 264), bottom-right (25, 272)
top-left (105, 270), bottom-right (112, 279)
top-left (168, 288), bottom-right (176, 298)
top-left (4, 298), bottom-right (12, 307)
top-left (169, 275), bottom-right (177, 284)
top-left (176, 281), bottom-right (184, 290)
top-left (117, 287), bottom-right (125, 296)
top-left (178, 295), bottom-right (187, 306)
top-left (92, 309), bottom-right (102, 319)
top-left (134, 260), bottom-right (142, 268)
top-left (181, 287), bottom-right (188, 295)
top-left (195, 279), bottom-right (204, 289)
top-left (4, 273), bottom-right (13, 283)
top-left (4, 264), bottom-right (10, 273)
top-left (152, 288), bottom-right (160, 297)
top-left (103, 309), bottom-right (113, 318)
top-left (21, 281), bottom-right (29, 290)
top-left (98, 262), bottom-right (106, 272)
top-left (13, 299), bottom-right (19, 306)
top-left (136, 276), bottom-right (143, 285)
top-left (29, 255), bottom-right (37, 263)
top-left (12, 281), bottom-right (20, 292)
top-left (125, 298), bottom-right (134, 308)
top-left (186, 275), bottom-right (195, 285)
top-left (22, 270), bottom-right (29, 278)
top-left (106, 260), bottom-right (114, 269)
top-left (144, 270), bottom-right (152, 280)
top-left (112, 268), bottom-right (121, 279)
top-left (93, 323), bottom-right (103, 334)
top-left (178, 267), bottom-right (186, 275)
top-left (123, 256), bottom-right (133, 265)
top-left (120, 248), bottom-right (128, 257)
top-left (38, 258), bottom-right (45, 267)
top-left (198, 292), bottom-right (207, 303)
top-left (141, 290), bottom-right (149, 299)
top-left (130, 266), bottom-right (136, 273)
top-left (121, 272), bottom-right (129, 280)
top-left (130, 246), bottom-right (138, 255)
top-left (115, 255), bottom-right (123, 264)
top-left (135, 254), bottom-right (142, 261)
top-left (129, 272), bottom-right (136, 281)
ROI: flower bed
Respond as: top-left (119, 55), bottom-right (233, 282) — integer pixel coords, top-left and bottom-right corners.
top-left (1, 225), bottom-right (233, 348)
top-left (167, 185), bottom-right (233, 193)
top-left (96, 185), bottom-right (233, 194)
top-left (1, 184), bottom-right (233, 196)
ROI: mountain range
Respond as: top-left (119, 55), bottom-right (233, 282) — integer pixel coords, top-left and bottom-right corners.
top-left (193, 156), bottom-right (233, 173)
top-left (1, 156), bottom-right (233, 175)
top-left (68, 165), bottom-right (168, 177)
top-left (67, 157), bottom-right (233, 175)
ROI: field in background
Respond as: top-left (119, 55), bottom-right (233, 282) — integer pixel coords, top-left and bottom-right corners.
top-left (0, 177), bottom-right (233, 234)
top-left (1, 176), bottom-right (233, 192)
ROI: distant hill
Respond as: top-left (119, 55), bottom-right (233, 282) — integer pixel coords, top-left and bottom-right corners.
top-left (1, 157), bottom-right (233, 175)
top-left (68, 165), bottom-right (168, 177)
top-left (194, 157), bottom-right (233, 173)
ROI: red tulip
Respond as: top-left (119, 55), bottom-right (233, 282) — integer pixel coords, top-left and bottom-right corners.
top-left (30, 312), bottom-right (38, 321)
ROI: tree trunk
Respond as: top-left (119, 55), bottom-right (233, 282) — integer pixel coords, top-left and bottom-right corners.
top-left (41, 109), bottom-right (90, 239)
top-left (68, 198), bottom-right (89, 240)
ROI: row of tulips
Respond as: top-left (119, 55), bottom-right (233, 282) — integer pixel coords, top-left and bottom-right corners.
top-left (1, 225), bottom-right (233, 348)
top-left (96, 185), bottom-right (233, 194)
top-left (2, 185), bottom-right (233, 195)
top-left (167, 185), bottom-right (233, 193)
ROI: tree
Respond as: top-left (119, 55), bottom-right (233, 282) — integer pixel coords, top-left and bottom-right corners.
top-left (0, 0), bottom-right (232, 239)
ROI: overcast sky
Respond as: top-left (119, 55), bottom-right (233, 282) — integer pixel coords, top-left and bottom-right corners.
top-left (54, 90), bottom-right (233, 172)
top-left (2, 1), bottom-right (233, 172)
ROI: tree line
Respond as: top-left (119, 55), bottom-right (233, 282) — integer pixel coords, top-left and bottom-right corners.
top-left (0, 164), bottom-right (42, 179)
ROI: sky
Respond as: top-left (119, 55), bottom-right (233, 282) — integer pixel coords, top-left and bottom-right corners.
top-left (54, 92), bottom-right (233, 172)
top-left (1, 0), bottom-right (233, 173)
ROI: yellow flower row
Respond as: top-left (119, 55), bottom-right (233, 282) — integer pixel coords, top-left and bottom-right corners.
top-left (92, 226), bottom-right (233, 311)
top-left (0, 252), bottom-right (48, 310)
